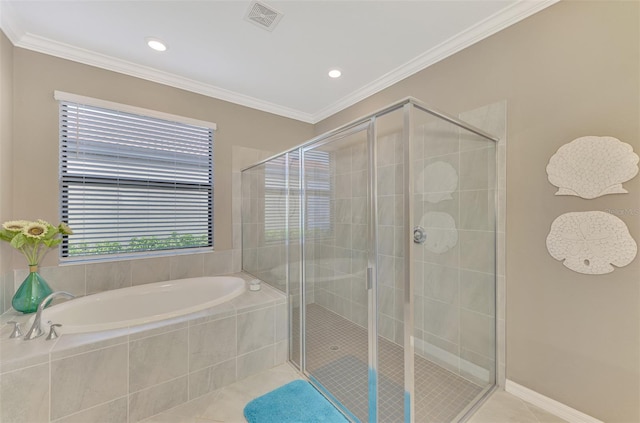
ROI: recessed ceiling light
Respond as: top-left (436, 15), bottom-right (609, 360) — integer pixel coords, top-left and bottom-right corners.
top-left (328, 69), bottom-right (342, 78)
top-left (146, 37), bottom-right (167, 52)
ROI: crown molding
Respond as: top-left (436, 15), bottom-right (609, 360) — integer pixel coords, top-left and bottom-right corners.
top-left (312, 0), bottom-right (560, 123)
top-left (1, 0), bottom-right (558, 125)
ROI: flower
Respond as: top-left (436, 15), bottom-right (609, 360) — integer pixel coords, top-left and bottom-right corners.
top-left (2, 220), bottom-right (29, 232)
top-left (0, 219), bottom-right (73, 266)
top-left (23, 222), bottom-right (48, 239)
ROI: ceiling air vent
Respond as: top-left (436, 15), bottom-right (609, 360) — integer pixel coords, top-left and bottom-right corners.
top-left (244, 1), bottom-right (284, 32)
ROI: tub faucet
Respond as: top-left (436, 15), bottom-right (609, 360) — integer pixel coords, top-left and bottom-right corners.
top-left (24, 291), bottom-right (75, 340)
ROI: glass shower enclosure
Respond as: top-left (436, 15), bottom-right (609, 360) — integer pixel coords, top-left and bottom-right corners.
top-left (241, 98), bottom-right (498, 422)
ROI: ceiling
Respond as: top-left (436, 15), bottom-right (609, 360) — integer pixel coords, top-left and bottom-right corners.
top-left (0, 0), bottom-right (555, 123)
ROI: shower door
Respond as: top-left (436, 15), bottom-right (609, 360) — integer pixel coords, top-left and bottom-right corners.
top-left (301, 121), bottom-right (377, 423)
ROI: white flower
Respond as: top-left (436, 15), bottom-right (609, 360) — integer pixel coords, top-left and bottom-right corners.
top-left (2, 220), bottom-right (29, 232)
top-left (23, 222), bottom-right (48, 239)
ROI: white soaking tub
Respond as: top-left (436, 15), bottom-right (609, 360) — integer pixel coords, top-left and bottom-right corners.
top-left (32, 276), bottom-right (246, 334)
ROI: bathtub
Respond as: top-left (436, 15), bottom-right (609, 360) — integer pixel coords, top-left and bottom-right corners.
top-left (31, 276), bottom-right (246, 334)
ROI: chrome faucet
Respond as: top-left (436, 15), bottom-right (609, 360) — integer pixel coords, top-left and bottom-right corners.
top-left (24, 291), bottom-right (75, 340)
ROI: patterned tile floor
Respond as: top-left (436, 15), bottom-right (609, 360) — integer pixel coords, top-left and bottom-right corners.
top-left (295, 304), bottom-right (485, 422)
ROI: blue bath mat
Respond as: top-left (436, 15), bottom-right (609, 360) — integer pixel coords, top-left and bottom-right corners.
top-left (244, 379), bottom-right (349, 423)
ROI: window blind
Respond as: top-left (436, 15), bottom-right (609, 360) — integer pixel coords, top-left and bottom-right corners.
top-left (59, 101), bottom-right (214, 259)
top-left (263, 150), bottom-right (331, 243)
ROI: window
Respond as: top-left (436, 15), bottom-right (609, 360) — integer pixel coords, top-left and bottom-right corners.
top-left (57, 92), bottom-right (215, 260)
top-left (263, 150), bottom-right (332, 243)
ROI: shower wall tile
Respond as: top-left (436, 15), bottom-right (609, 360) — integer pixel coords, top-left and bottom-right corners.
top-left (128, 376), bottom-right (188, 422)
top-left (424, 299), bottom-right (459, 344)
top-left (379, 313), bottom-right (395, 342)
top-left (423, 263), bottom-right (459, 304)
top-left (460, 348), bottom-right (496, 386)
top-left (336, 173), bottom-right (352, 198)
top-left (377, 165), bottom-right (396, 196)
top-left (459, 190), bottom-right (493, 231)
top-left (129, 328), bottom-right (188, 392)
top-left (378, 196), bottom-right (395, 226)
top-left (86, 260), bottom-right (132, 295)
top-left (377, 255), bottom-right (395, 287)
top-left (53, 398), bottom-right (128, 423)
top-left (335, 147), bottom-right (352, 173)
top-left (460, 270), bottom-right (496, 317)
top-left (51, 344), bottom-right (128, 420)
top-left (336, 199), bottom-right (352, 224)
top-left (352, 169), bottom-right (367, 197)
top-left (351, 143), bottom-right (367, 171)
top-left (0, 363), bottom-right (49, 423)
top-left (460, 309), bottom-right (495, 359)
top-left (379, 285), bottom-right (394, 317)
top-left (459, 230), bottom-right (495, 274)
top-left (394, 164), bottom-right (404, 194)
top-left (459, 147), bottom-right (491, 191)
top-left (423, 119), bottom-right (460, 158)
top-left (423, 240), bottom-right (459, 268)
top-left (377, 226), bottom-right (395, 256)
top-left (377, 134), bottom-right (397, 167)
top-left (394, 289), bottom-right (404, 321)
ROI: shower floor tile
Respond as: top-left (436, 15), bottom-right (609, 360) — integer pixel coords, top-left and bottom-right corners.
top-left (298, 304), bottom-right (485, 423)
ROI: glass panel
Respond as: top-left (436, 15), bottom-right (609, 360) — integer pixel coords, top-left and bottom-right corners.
top-left (241, 157), bottom-right (287, 292)
top-left (303, 126), bottom-right (370, 422)
top-left (411, 105), bottom-right (497, 422)
top-left (374, 108), bottom-right (407, 423)
top-left (288, 150), bottom-right (302, 368)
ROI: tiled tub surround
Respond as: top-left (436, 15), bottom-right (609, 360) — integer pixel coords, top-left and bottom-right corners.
top-left (0, 272), bottom-right (287, 423)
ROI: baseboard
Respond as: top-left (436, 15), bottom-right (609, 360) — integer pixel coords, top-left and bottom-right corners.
top-left (505, 380), bottom-right (603, 423)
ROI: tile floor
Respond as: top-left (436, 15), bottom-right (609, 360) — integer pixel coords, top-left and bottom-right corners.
top-left (143, 363), bottom-right (568, 423)
top-left (302, 304), bottom-right (483, 422)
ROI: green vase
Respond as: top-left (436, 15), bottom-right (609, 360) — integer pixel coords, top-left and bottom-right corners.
top-left (12, 266), bottom-right (53, 314)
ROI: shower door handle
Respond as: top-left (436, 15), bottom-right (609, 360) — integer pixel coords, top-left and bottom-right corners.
top-left (367, 267), bottom-right (373, 290)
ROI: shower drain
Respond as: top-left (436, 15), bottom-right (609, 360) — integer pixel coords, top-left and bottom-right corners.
top-left (329, 345), bottom-right (340, 351)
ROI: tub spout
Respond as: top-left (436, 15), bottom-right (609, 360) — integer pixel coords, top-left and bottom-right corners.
top-left (24, 291), bottom-right (75, 340)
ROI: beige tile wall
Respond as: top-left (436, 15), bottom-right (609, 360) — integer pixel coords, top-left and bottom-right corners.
top-left (0, 276), bottom-right (286, 423)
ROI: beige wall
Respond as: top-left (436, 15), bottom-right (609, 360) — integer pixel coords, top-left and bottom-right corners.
top-left (9, 47), bottom-right (313, 268)
top-left (2, 1), bottom-right (639, 420)
top-left (315, 2), bottom-right (639, 422)
top-left (0, 31), bottom-right (14, 313)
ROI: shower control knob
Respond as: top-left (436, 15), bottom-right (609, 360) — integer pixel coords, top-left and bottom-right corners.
top-left (413, 226), bottom-right (427, 244)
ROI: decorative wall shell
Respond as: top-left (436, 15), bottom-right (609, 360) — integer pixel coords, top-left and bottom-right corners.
top-left (546, 211), bottom-right (637, 274)
top-left (419, 211), bottom-right (458, 254)
top-left (546, 136), bottom-right (639, 199)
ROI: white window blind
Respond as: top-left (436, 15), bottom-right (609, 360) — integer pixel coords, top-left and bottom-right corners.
top-left (59, 100), bottom-right (214, 259)
top-left (263, 150), bottom-right (331, 243)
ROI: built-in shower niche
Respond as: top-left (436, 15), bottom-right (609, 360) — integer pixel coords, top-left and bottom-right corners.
top-left (241, 98), bottom-right (498, 422)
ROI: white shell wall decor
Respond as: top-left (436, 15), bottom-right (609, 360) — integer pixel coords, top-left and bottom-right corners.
top-left (419, 211), bottom-right (458, 254)
top-left (546, 211), bottom-right (637, 274)
top-left (546, 136), bottom-right (639, 199)
top-left (420, 161), bottom-right (458, 203)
